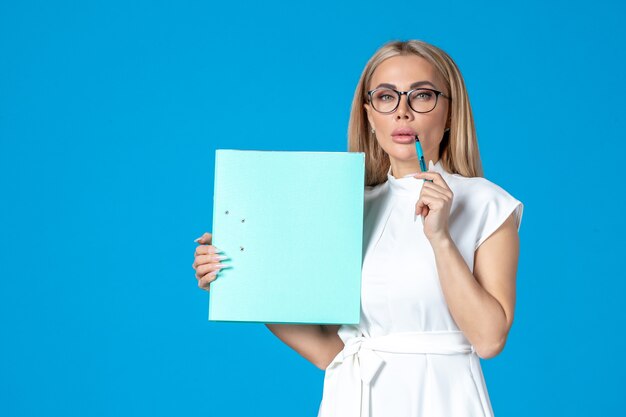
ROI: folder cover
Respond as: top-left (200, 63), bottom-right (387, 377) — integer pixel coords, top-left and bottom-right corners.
top-left (209, 149), bottom-right (365, 324)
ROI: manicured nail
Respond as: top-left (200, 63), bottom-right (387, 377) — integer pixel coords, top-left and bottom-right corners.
top-left (215, 263), bottom-right (233, 269)
top-left (213, 247), bottom-right (223, 253)
top-left (194, 237), bottom-right (201, 243)
top-left (421, 216), bottom-right (424, 225)
top-left (215, 255), bottom-right (229, 261)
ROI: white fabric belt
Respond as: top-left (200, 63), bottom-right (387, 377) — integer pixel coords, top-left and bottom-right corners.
top-left (317, 326), bottom-right (475, 417)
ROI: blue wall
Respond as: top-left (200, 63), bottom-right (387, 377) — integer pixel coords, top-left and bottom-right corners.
top-left (1, 0), bottom-right (624, 416)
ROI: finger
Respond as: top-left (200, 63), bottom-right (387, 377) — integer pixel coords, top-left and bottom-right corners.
top-left (421, 180), bottom-right (448, 193)
top-left (193, 253), bottom-right (230, 269)
top-left (198, 279), bottom-right (210, 291)
top-left (415, 172), bottom-right (452, 193)
top-left (195, 245), bottom-right (210, 256)
top-left (415, 194), bottom-right (437, 217)
top-left (194, 232), bottom-right (211, 244)
top-left (198, 271), bottom-right (219, 290)
top-left (195, 245), bottom-right (223, 256)
top-left (415, 205), bottom-right (429, 220)
top-left (420, 184), bottom-right (451, 200)
top-left (198, 279), bottom-right (211, 291)
top-left (196, 263), bottom-right (217, 279)
top-left (192, 254), bottom-right (224, 270)
top-left (413, 171), bottom-right (442, 182)
top-left (415, 200), bottom-right (429, 217)
top-left (416, 185), bottom-right (445, 208)
top-left (194, 232), bottom-right (212, 244)
top-left (195, 262), bottom-right (226, 278)
top-left (416, 194), bottom-right (447, 216)
top-left (198, 269), bottom-right (220, 285)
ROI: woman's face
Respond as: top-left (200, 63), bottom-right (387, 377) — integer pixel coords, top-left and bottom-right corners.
top-left (364, 55), bottom-right (450, 171)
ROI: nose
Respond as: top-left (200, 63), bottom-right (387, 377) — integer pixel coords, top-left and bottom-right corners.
top-left (395, 93), bottom-right (413, 120)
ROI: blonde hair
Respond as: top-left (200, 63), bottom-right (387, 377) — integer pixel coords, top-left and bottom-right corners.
top-left (348, 40), bottom-right (484, 186)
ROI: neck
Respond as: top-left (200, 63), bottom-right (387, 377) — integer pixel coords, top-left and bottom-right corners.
top-left (389, 154), bottom-right (439, 179)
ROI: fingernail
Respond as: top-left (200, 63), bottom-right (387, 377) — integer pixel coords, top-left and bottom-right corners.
top-left (215, 263), bottom-right (232, 269)
top-left (213, 247), bottom-right (224, 253)
top-left (421, 216), bottom-right (424, 225)
top-left (194, 237), bottom-right (201, 243)
top-left (215, 255), bottom-right (229, 261)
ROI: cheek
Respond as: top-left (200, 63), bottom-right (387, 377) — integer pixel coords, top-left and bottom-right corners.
top-left (372, 114), bottom-right (391, 131)
top-left (374, 133), bottom-right (404, 157)
top-left (440, 103), bottom-right (451, 122)
top-left (422, 110), bottom-right (448, 134)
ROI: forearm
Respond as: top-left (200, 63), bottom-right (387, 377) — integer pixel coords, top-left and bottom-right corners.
top-left (430, 235), bottom-right (508, 358)
top-left (265, 324), bottom-right (344, 370)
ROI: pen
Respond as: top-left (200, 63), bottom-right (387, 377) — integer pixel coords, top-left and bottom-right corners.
top-left (414, 135), bottom-right (433, 182)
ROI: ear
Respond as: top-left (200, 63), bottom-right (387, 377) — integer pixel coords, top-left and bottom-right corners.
top-left (363, 102), bottom-right (376, 132)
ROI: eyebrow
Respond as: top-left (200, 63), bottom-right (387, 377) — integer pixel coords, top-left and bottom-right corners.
top-left (375, 81), bottom-right (438, 90)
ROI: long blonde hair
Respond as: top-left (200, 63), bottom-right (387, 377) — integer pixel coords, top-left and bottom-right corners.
top-left (348, 40), bottom-right (484, 186)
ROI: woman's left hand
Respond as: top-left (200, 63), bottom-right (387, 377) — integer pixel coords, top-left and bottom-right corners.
top-left (413, 160), bottom-right (453, 244)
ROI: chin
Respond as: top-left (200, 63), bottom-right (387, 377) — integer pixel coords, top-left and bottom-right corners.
top-left (386, 145), bottom-right (418, 161)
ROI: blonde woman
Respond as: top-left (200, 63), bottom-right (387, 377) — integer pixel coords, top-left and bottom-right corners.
top-left (193, 39), bottom-right (523, 417)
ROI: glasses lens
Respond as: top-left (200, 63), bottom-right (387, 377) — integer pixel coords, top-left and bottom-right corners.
top-left (408, 89), bottom-right (437, 113)
top-left (371, 88), bottom-right (398, 113)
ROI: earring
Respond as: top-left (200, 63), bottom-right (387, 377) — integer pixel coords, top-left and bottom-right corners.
top-left (444, 128), bottom-right (450, 132)
top-left (371, 128), bottom-right (375, 133)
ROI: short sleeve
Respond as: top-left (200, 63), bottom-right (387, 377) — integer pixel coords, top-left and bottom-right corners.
top-left (474, 182), bottom-right (524, 251)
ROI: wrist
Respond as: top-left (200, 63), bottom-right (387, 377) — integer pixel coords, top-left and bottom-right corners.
top-left (429, 232), bottom-right (454, 251)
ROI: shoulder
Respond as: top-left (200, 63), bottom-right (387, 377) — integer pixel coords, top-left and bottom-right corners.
top-left (445, 172), bottom-right (524, 251)
top-left (445, 171), bottom-right (523, 228)
top-left (363, 181), bottom-right (390, 219)
top-left (445, 172), bottom-right (519, 206)
top-left (364, 182), bottom-right (388, 201)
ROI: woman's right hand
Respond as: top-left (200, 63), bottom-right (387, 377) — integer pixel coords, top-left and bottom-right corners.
top-left (192, 232), bottom-right (229, 291)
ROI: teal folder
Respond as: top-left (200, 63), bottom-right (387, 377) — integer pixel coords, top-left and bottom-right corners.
top-left (209, 149), bottom-right (365, 324)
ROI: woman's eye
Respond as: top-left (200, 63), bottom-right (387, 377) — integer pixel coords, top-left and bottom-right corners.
top-left (413, 92), bottom-right (433, 100)
top-left (379, 94), bottom-right (393, 101)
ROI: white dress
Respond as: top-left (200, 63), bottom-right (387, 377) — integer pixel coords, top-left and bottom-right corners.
top-left (317, 159), bottom-right (524, 417)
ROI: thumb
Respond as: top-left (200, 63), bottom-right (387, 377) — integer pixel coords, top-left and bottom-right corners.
top-left (194, 232), bottom-right (212, 244)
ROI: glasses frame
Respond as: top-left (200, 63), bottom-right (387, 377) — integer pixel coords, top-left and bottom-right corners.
top-left (367, 87), bottom-right (451, 114)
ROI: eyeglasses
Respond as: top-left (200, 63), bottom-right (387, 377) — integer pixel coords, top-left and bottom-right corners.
top-left (367, 87), bottom-right (451, 114)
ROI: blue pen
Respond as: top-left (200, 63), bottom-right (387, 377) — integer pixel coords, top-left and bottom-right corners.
top-left (414, 135), bottom-right (433, 182)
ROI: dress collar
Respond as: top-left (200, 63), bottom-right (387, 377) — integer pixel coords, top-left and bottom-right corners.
top-left (386, 159), bottom-right (445, 195)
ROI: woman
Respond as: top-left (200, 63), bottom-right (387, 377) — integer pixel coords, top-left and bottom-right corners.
top-left (192, 39), bottom-right (523, 417)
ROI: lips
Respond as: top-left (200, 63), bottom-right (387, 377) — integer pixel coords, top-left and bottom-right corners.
top-left (391, 127), bottom-right (417, 137)
top-left (391, 127), bottom-right (418, 144)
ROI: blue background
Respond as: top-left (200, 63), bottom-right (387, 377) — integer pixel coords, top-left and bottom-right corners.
top-left (1, 0), bottom-right (625, 416)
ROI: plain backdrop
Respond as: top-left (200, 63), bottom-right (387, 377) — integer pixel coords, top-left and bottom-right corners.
top-left (1, 0), bottom-right (625, 416)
